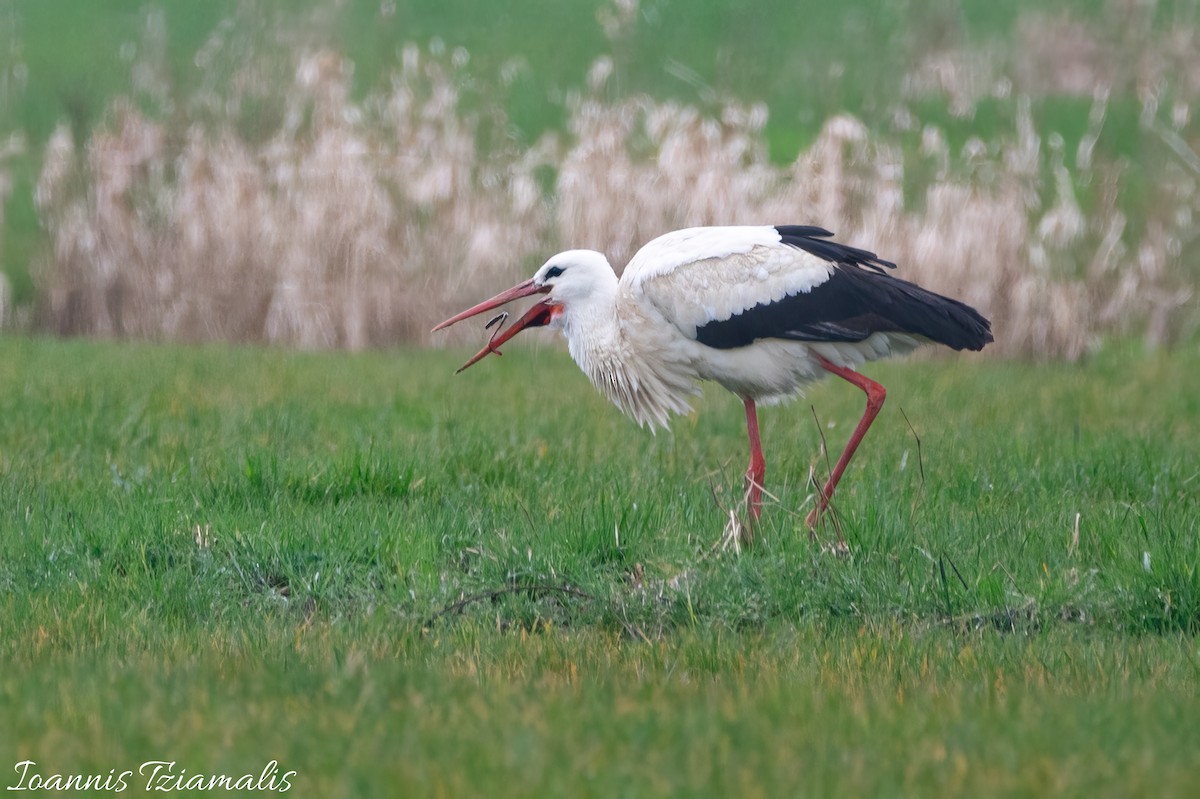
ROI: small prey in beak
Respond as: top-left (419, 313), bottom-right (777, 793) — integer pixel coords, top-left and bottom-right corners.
top-left (432, 277), bottom-right (554, 372)
top-left (455, 300), bottom-right (554, 372)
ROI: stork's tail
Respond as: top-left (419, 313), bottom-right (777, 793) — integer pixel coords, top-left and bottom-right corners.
top-left (874, 274), bottom-right (993, 352)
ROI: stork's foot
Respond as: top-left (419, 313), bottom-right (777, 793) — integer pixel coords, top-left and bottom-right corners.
top-left (718, 511), bottom-right (750, 554)
top-left (740, 474), bottom-right (765, 546)
top-left (805, 497), bottom-right (850, 556)
top-left (743, 473), bottom-right (763, 527)
top-left (703, 481), bottom-right (758, 559)
top-left (713, 483), bottom-right (758, 554)
top-left (804, 504), bottom-right (824, 532)
top-left (822, 538), bottom-right (851, 558)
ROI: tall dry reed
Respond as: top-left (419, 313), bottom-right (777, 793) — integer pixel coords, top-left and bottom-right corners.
top-left (0, 132), bottom-right (24, 328)
top-left (35, 46), bottom-right (547, 347)
top-left (28, 2), bottom-right (1200, 357)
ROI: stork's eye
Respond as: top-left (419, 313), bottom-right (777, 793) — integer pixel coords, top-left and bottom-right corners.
top-left (545, 266), bottom-right (565, 279)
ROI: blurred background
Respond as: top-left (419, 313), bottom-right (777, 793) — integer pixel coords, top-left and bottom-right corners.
top-left (0, 0), bottom-right (1195, 357)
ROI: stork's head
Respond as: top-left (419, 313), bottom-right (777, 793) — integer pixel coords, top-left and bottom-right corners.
top-left (531, 250), bottom-right (615, 310)
top-left (431, 249), bottom-right (616, 371)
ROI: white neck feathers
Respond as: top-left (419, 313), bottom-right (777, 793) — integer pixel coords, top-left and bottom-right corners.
top-left (556, 282), bottom-right (697, 430)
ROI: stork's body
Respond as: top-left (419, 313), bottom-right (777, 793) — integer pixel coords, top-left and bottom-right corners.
top-left (435, 225), bottom-right (992, 534)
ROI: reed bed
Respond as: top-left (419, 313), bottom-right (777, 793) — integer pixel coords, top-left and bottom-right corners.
top-left (25, 2), bottom-right (1200, 357)
top-left (0, 133), bottom-right (23, 328)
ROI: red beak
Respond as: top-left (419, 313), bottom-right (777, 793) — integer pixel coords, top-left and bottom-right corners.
top-left (432, 278), bottom-right (556, 372)
top-left (455, 300), bottom-right (555, 373)
top-left (431, 278), bottom-right (549, 332)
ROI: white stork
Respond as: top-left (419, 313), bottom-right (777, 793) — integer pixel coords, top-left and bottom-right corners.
top-left (433, 225), bottom-right (992, 538)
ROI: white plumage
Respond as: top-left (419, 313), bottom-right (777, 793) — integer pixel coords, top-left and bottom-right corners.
top-left (434, 224), bottom-right (992, 536)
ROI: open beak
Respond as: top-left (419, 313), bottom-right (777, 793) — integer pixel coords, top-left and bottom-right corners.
top-left (455, 299), bottom-right (555, 373)
top-left (432, 278), bottom-right (549, 332)
top-left (432, 277), bottom-right (555, 373)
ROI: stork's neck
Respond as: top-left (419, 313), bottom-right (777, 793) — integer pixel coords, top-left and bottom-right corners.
top-left (557, 271), bottom-right (620, 345)
top-left (556, 272), bottom-right (696, 429)
top-left (557, 272), bottom-right (622, 384)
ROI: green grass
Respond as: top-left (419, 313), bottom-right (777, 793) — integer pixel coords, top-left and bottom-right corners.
top-left (2, 0), bottom-right (1171, 176)
top-left (1, 335), bottom-right (1198, 795)
top-left (2, 0), bottom-right (1176, 147)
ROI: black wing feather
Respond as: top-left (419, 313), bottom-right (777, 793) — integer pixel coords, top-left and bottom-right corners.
top-left (695, 227), bottom-right (993, 351)
top-left (775, 225), bottom-right (896, 274)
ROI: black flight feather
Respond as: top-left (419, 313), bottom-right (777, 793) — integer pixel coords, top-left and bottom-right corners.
top-left (775, 225), bottom-right (896, 275)
top-left (694, 227), bottom-right (993, 351)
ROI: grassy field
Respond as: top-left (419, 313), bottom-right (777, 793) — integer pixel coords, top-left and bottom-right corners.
top-left (1, 334), bottom-right (1197, 796)
top-left (3, 2), bottom-right (1198, 794)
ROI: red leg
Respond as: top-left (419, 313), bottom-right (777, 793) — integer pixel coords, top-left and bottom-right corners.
top-left (806, 355), bottom-right (887, 528)
top-left (743, 397), bottom-right (766, 521)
